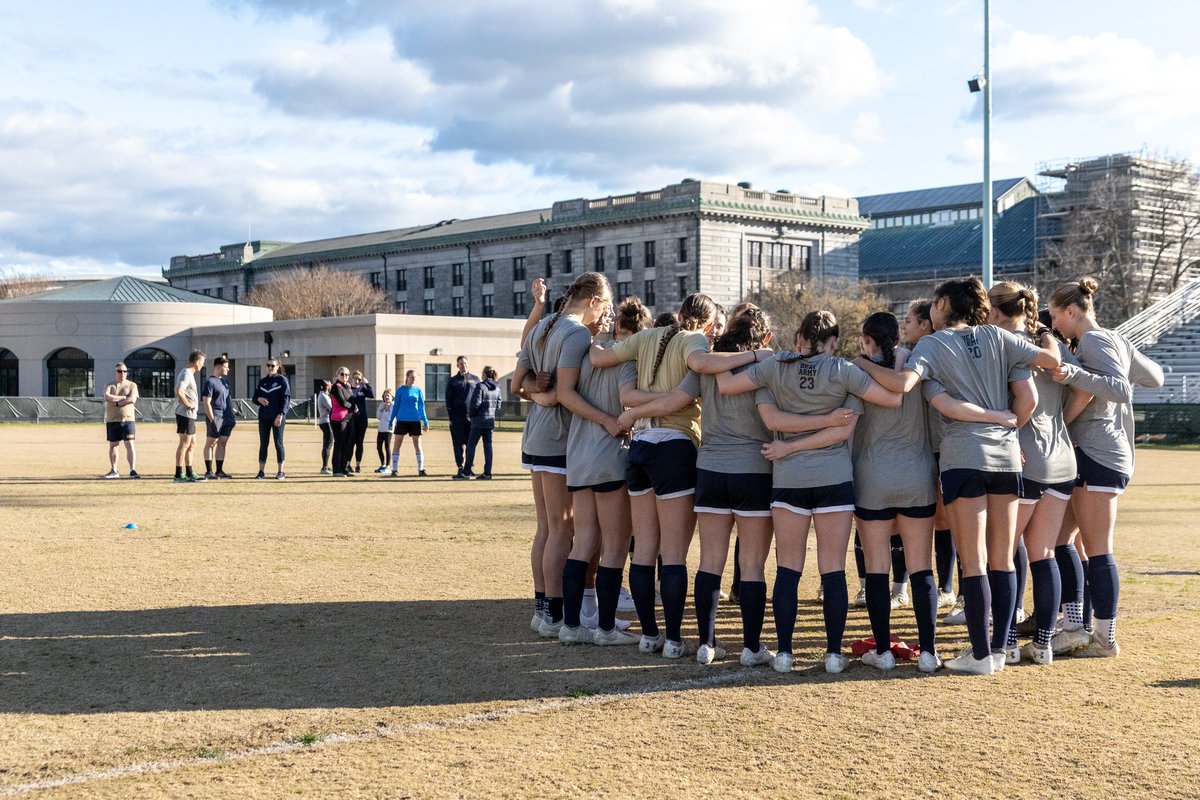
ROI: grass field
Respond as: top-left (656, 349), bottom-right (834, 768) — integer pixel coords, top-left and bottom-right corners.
top-left (0, 423), bottom-right (1198, 798)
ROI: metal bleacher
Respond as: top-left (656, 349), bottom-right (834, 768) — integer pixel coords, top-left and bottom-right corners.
top-left (1116, 279), bottom-right (1200, 403)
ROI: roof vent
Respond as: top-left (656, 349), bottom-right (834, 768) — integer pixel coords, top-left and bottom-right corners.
top-left (737, 181), bottom-right (753, 189)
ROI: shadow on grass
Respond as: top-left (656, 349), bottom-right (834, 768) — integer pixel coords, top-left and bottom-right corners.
top-left (1149, 678), bottom-right (1200, 689)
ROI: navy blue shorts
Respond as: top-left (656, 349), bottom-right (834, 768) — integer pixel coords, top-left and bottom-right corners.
top-left (568, 479), bottom-right (625, 493)
top-left (521, 451), bottom-right (567, 475)
top-left (205, 417), bottom-right (236, 439)
top-left (694, 469), bottom-right (772, 516)
top-left (626, 438), bottom-right (696, 499)
top-left (106, 421), bottom-right (135, 443)
top-left (940, 469), bottom-right (1021, 504)
top-left (771, 482), bottom-right (856, 516)
top-left (1074, 447), bottom-right (1130, 494)
top-left (855, 503), bottom-right (937, 521)
top-left (1019, 477), bottom-right (1076, 503)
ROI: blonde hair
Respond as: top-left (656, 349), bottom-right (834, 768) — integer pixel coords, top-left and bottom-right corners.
top-left (1050, 277), bottom-right (1099, 315)
top-left (650, 293), bottom-right (716, 383)
top-left (988, 281), bottom-right (1039, 338)
top-left (537, 271), bottom-right (612, 348)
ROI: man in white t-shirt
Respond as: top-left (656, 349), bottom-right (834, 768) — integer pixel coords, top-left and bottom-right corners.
top-left (173, 350), bottom-right (206, 483)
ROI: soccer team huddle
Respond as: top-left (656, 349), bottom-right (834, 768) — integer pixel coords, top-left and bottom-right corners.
top-left (514, 272), bottom-right (1164, 675)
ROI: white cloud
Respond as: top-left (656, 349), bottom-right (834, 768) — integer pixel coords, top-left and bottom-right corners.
top-left (852, 112), bottom-right (884, 143)
top-left (946, 136), bottom-right (1020, 168)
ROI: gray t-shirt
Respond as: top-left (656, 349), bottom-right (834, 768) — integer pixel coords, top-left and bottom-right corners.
top-left (316, 392), bottom-right (333, 425)
top-left (174, 367), bottom-right (198, 420)
top-left (1019, 346), bottom-right (1079, 484)
top-left (679, 367), bottom-right (771, 475)
top-left (746, 353), bottom-right (870, 489)
top-left (853, 357), bottom-right (937, 510)
top-left (906, 326), bottom-right (1041, 472)
top-left (517, 313), bottom-right (593, 457)
top-left (566, 340), bottom-right (628, 487)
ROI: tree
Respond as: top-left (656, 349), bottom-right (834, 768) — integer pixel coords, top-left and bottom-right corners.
top-left (245, 265), bottom-right (390, 320)
top-left (0, 269), bottom-right (51, 299)
top-left (749, 274), bottom-right (888, 359)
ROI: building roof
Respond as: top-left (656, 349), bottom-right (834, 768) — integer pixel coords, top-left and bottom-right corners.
top-left (858, 196), bottom-right (1051, 280)
top-left (4, 275), bottom-right (229, 304)
top-left (857, 177), bottom-right (1027, 217)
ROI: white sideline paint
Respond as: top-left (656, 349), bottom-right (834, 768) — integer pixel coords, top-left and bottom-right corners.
top-left (0, 668), bottom-right (769, 796)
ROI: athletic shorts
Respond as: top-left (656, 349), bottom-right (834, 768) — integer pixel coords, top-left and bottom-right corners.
top-left (694, 469), bottom-right (772, 516)
top-left (1019, 477), bottom-right (1076, 504)
top-left (567, 479), bottom-right (625, 494)
top-left (771, 482), bottom-right (856, 516)
top-left (175, 415), bottom-right (196, 436)
top-left (855, 503), bottom-right (937, 521)
top-left (1074, 447), bottom-right (1130, 494)
top-left (940, 469), bottom-right (1021, 505)
top-left (106, 421), bottom-right (135, 443)
top-left (626, 438), bottom-right (697, 499)
top-left (393, 420), bottom-right (423, 437)
top-left (205, 417), bottom-right (236, 439)
top-left (521, 451), bottom-right (567, 475)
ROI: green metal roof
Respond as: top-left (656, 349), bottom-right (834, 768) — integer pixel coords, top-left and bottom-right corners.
top-left (4, 276), bottom-right (229, 304)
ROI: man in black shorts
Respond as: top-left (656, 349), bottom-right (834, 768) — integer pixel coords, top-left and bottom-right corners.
top-left (202, 355), bottom-right (236, 479)
top-left (173, 350), bottom-right (205, 483)
top-left (102, 362), bottom-right (140, 479)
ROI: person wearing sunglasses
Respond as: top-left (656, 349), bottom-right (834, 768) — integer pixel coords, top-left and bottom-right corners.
top-left (253, 358), bottom-right (291, 479)
top-left (102, 362), bottom-right (140, 479)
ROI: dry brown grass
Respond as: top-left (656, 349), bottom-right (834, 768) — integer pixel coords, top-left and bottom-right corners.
top-left (0, 423), bottom-right (1198, 798)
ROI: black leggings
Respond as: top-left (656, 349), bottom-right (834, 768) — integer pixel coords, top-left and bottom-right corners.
top-left (331, 419), bottom-right (352, 473)
top-left (377, 432), bottom-right (392, 467)
top-left (353, 414), bottom-right (369, 465)
top-left (319, 422), bottom-right (334, 469)
top-left (258, 417), bottom-right (285, 464)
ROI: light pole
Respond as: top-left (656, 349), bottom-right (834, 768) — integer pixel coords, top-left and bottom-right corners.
top-left (968, 0), bottom-right (993, 288)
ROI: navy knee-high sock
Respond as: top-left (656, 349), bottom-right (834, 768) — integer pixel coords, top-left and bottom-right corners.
top-left (989, 569), bottom-right (1017, 653)
top-left (961, 574), bottom-right (992, 660)
top-left (772, 567), bottom-right (801, 653)
top-left (1014, 538), bottom-right (1029, 613)
top-left (628, 563), bottom-right (659, 637)
top-left (660, 564), bottom-right (688, 643)
top-left (595, 565), bottom-right (623, 632)
top-left (562, 558), bottom-right (588, 628)
top-left (1087, 553), bottom-right (1119, 620)
top-left (891, 534), bottom-right (908, 585)
top-left (1081, 558), bottom-right (1094, 628)
top-left (1029, 558), bottom-right (1061, 647)
top-left (1056, 543), bottom-right (1084, 604)
top-left (739, 580), bottom-right (767, 652)
top-left (909, 570), bottom-right (938, 656)
top-left (935, 529), bottom-right (956, 593)
top-left (732, 538), bottom-right (742, 589)
top-left (853, 530), bottom-right (866, 579)
top-left (694, 570), bottom-right (721, 646)
top-left (547, 596), bottom-right (564, 624)
top-left (865, 573), bottom-right (891, 654)
top-left (821, 571), bottom-right (849, 654)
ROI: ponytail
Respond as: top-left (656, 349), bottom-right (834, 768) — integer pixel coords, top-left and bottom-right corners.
top-left (861, 311), bottom-right (900, 369)
top-left (650, 293), bottom-right (716, 382)
top-left (778, 310), bottom-right (838, 363)
top-left (988, 281), bottom-right (1040, 339)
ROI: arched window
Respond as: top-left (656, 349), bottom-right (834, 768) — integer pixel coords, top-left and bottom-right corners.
top-left (124, 347), bottom-right (176, 398)
top-left (0, 349), bottom-right (17, 396)
top-left (47, 347), bottom-right (94, 398)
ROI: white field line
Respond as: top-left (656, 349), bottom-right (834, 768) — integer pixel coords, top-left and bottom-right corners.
top-left (0, 667), bottom-right (769, 796)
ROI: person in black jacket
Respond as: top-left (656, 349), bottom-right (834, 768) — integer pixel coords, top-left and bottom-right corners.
top-left (330, 367), bottom-right (355, 477)
top-left (461, 366), bottom-right (502, 480)
top-left (253, 358), bottom-right (291, 480)
top-left (350, 370), bottom-right (375, 473)
top-left (446, 356), bottom-right (479, 479)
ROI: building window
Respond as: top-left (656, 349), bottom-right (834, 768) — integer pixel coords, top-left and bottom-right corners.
top-left (482, 259), bottom-right (494, 284)
top-left (231, 285), bottom-right (238, 302)
top-left (482, 294), bottom-right (495, 317)
top-left (644, 241), bottom-right (656, 269)
top-left (0, 349), bottom-right (18, 396)
top-left (202, 288), bottom-right (212, 296)
top-left (678, 237), bottom-right (688, 263)
top-left (617, 244), bottom-right (632, 271)
top-left (798, 245), bottom-right (812, 272)
top-left (424, 298), bottom-right (436, 315)
top-left (369, 271), bottom-right (382, 288)
top-left (425, 363), bottom-right (451, 402)
top-left (47, 347), bottom-right (94, 398)
top-left (247, 366), bottom-right (260, 396)
top-left (617, 281), bottom-right (631, 299)
top-left (643, 279), bottom-right (656, 306)
top-left (423, 266), bottom-right (436, 290)
top-left (395, 299), bottom-right (407, 313)
top-left (452, 263), bottom-right (464, 287)
top-left (513, 256), bottom-right (526, 281)
top-left (514, 292), bottom-right (527, 316)
top-left (677, 275), bottom-right (688, 301)
top-left (396, 269), bottom-right (408, 291)
top-left (125, 347), bottom-right (176, 398)
top-left (594, 246), bottom-right (605, 272)
top-left (544, 253), bottom-right (552, 278)
top-left (453, 296), bottom-right (464, 316)
top-left (768, 243), bottom-right (792, 270)
top-left (562, 249), bottom-right (573, 274)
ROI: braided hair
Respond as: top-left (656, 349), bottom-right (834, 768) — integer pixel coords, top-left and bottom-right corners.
top-left (933, 277), bottom-right (990, 327)
top-left (617, 297), bottom-right (652, 336)
top-left (537, 271), bottom-right (611, 349)
top-left (713, 307), bottom-right (770, 353)
top-left (649, 293), bottom-right (716, 383)
top-left (988, 281), bottom-right (1040, 338)
top-left (778, 310), bottom-right (839, 363)
top-left (861, 311), bottom-right (900, 369)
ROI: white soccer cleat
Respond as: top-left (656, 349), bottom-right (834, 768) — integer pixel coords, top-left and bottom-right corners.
top-left (662, 639), bottom-right (695, 660)
top-left (696, 643), bottom-right (726, 665)
top-left (740, 646), bottom-right (775, 667)
top-left (918, 651), bottom-right (943, 673)
top-left (772, 651), bottom-right (794, 674)
top-left (862, 648), bottom-right (896, 671)
top-left (638, 633), bottom-right (665, 654)
top-left (945, 651), bottom-right (996, 675)
top-left (593, 628), bottom-right (639, 646)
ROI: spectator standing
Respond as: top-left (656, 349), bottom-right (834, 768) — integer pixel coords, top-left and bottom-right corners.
top-left (316, 380), bottom-right (335, 475)
top-left (173, 350), bottom-right (206, 483)
top-left (375, 389), bottom-right (395, 473)
top-left (446, 356), bottom-right (479, 478)
top-left (350, 370), bottom-right (375, 473)
top-left (388, 369), bottom-right (430, 476)
top-left (330, 367), bottom-right (354, 476)
top-left (102, 362), bottom-right (140, 479)
top-left (201, 355), bottom-right (236, 479)
top-left (253, 358), bottom-right (290, 480)
top-left (461, 366), bottom-right (502, 480)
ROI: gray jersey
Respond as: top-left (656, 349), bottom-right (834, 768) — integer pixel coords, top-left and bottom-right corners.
top-left (1019, 346), bottom-right (1078, 484)
top-left (1062, 329), bottom-right (1164, 476)
top-left (853, 357), bottom-right (937, 510)
top-left (517, 313), bottom-right (592, 457)
top-left (746, 353), bottom-right (870, 489)
top-left (680, 367), bottom-right (771, 475)
top-left (174, 367), bottom-right (198, 419)
top-left (906, 326), bottom-right (1041, 472)
top-left (566, 341), bottom-right (628, 486)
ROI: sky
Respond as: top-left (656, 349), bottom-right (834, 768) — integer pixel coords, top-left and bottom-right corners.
top-left (3, 0), bottom-right (1200, 279)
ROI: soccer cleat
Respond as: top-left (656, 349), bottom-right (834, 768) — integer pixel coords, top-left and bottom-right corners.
top-left (172, 475), bottom-right (189, 484)
top-left (990, 652), bottom-right (1006, 672)
top-left (462, 469), bottom-right (475, 477)
top-left (188, 473), bottom-right (206, 482)
top-left (617, 586), bottom-right (637, 613)
top-left (918, 651), bottom-right (943, 673)
top-left (275, 472), bottom-right (286, 480)
top-left (1050, 626), bottom-right (1092, 655)
top-left (375, 466), bottom-right (390, 474)
top-left (256, 471), bottom-right (266, 480)
top-left (203, 472), bottom-right (216, 481)
top-left (862, 648), bottom-right (897, 671)
top-left (1021, 642), bottom-right (1053, 665)
top-left (696, 643), bottom-right (726, 665)
top-left (579, 610), bottom-right (631, 631)
top-left (418, 470), bottom-right (429, 477)
top-left (1076, 634), bottom-right (1120, 658)
top-left (662, 639), bottom-right (695, 660)
top-left (936, 590), bottom-right (956, 610)
top-left (320, 468), bottom-right (333, 476)
top-left (942, 596), bottom-right (967, 625)
top-left (389, 470), bottom-right (400, 477)
top-left (1015, 614), bottom-right (1039, 636)
top-left (945, 651), bottom-right (996, 675)
top-left (772, 651), bottom-right (794, 674)
top-left (102, 469), bottom-right (119, 479)
top-left (530, 612), bottom-right (545, 633)
top-left (452, 472), bottom-right (468, 481)
top-left (215, 471), bottom-right (233, 480)
top-left (853, 588), bottom-right (867, 608)
top-left (128, 470), bottom-right (141, 479)
top-left (1005, 645), bottom-right (1021, 665)
top-left (638, 633), bottom-right (666, 654)
top-left (824, 653), bottom-right (850, 674)
top-left (740, 646), bottom-right (775, 667)
top-left (890, 589), bottom-right (911, 610)
top-left (558, 624), bottom-right (594, 645)
top-left (536, 618), bottom-right (563, 638)
top-left (593, 627), bottom-right (639, 646)
top-left (476, 474), bottom-right (492, 480)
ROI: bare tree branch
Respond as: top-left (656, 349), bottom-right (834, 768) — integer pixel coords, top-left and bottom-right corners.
top-left (245, 265), bottom-right (391, 320)
top-left (750, 274), bottom-right (887, 359)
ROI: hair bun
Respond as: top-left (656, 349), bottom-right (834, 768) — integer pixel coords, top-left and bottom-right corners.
top-left (1079, 277), bottom-right (1099, 296)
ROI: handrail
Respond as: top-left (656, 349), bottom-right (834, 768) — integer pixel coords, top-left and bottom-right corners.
top-left (1116, 278), bottom-right (1200, 349)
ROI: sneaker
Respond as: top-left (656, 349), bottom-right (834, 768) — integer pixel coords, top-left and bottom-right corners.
top-left (343, 470), bottom-right (355, 477)
top-left (990, 652), bottom-right (1006, 672)
top-left (638, 633), bottom-right (665, 654)
top-left (334, 471), bottom-right (349, 477)
top-left (354, 465), bottom-right (361, 474)
top-left (275, 472), bottom-right (286, 480)
top-left (102, 469), bottom-right (119, 479)
top-left (890, 589), bottom-right (911, 610)
top-left (128, 470), bottom-right (141, 479)
top-left (1015, 614), bottom-right (1039, 636)
top-left (696, 643), bottom-right (726, 665)
top-left (918, 651), bottom-right (943, 673)
top-left (172, 475), bottom-right (189, 484)
top-left (1051, 626), bottom-right (1091, 655)
top-left (418, 470), bottom-right (429, 477)
top-left (256, 471), bottom-right (266, 480)
top-left (772, 651), bottom-right (794, 674)
top-left (943, 595), bottom-right (967, 625)
top-left (452, 472), bottom-right (468, 481)
top-left (188, 473), bottom-right (206, 482)
top-left (536, 618), bottom-right (563, 638)
top-left (579, 610), bottom-right (631, 631)
top-left (853, 588), bottom-right (867, 608)
top-left (862, 648), bottom-right (896, 671)
top-left (530, 613), bottom-right (544, 633)
top-left (662, 639), bottom-right (695, 660)
top-left (936, 590), bottom-right (956, 610)
top-left (389, 470), bottom-right (400, 477)
top-left (320, 468), bottom-right (333, 476)
top-left (1021, 642), bottom-right (1053, 665)
top-left (617, 586), bottom-right (637, 613)
top-left (476, 474), bottom-right (492, 480)
top-left (1005, 645), bottom-right (1021, 665)
top-left (558, 624), bottom-right (593, 645)
top-left (824, 652), bottom-right (850, 674)
top-left (1077, 634), bottom-right (1120, 658)
top-left (215, 471), bottom-right (233, 480)
top-left (945, 651), bottom-right (996, 675)
top-left (203, 472), bottom-right (216, 481)
top-left (462, 469), bottom-right (476, 477)
top-left (593, 627), bottom-right (639, 646)
top-left (740, 646), bottom-right (775, 667)
top-left (375, 466), bottom-right (390, 474)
